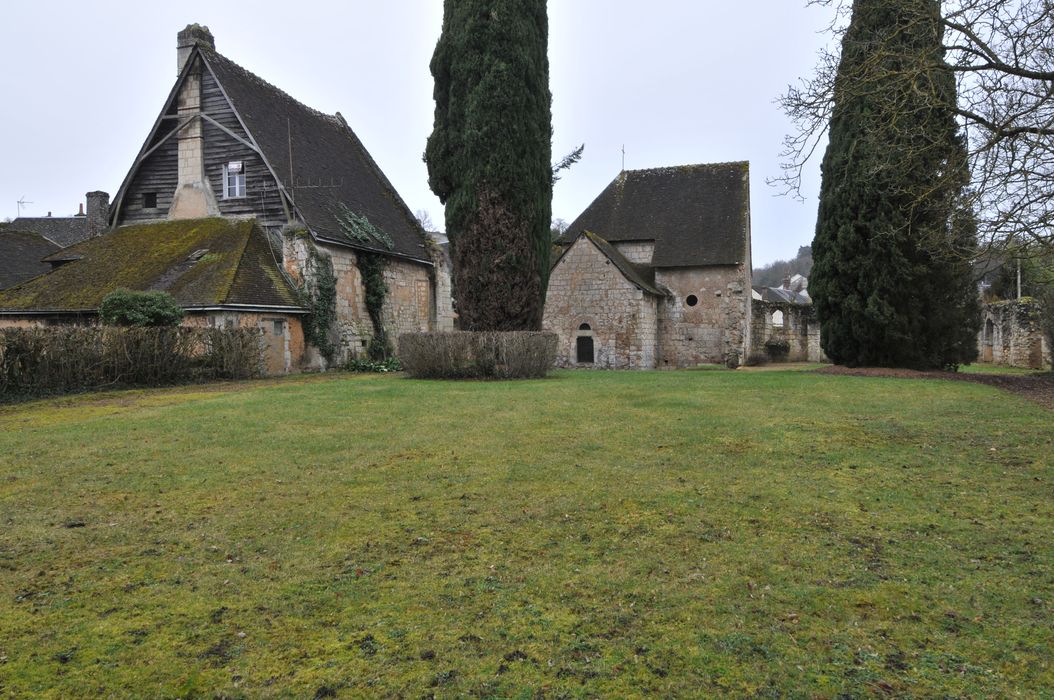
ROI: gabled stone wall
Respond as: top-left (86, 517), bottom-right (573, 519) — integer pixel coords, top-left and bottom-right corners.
top-left (543, 237), bottom-right (659, 369)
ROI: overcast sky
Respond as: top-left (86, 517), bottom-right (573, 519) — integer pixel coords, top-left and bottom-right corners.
top-left (0, 1), bottom-right (837, 267)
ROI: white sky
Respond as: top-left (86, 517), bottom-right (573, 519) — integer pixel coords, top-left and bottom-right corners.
top-left (0, 1), bottom-right (836, 267)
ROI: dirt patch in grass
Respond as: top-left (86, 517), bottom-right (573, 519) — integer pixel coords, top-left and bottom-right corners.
top-left (816, 365), bottom-right (1054, 409)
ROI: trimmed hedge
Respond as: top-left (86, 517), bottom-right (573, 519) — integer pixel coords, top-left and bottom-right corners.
top-left (99, 289), bottom-right (185, 327)
top-left (0, 327), bottom-right (262, 400)
top-left (398, 331), bottom-right (557, 379)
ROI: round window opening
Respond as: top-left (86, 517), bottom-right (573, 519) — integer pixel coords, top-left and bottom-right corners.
top-left (685, 295), bottom-right (699, 307)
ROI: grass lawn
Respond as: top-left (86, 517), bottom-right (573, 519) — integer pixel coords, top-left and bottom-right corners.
top-left (0, 368), bottom-right (1051, 697)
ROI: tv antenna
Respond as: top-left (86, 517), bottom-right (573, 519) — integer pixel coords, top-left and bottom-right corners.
top-left (16, 196), bottom-right (33, 217)
top-left (621, 145), bottom-right (626, 172)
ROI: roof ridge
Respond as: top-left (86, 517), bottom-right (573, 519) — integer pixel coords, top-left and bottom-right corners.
top-left (623, 161), bottom-right (749, 175)
top-left (581, 231), bottom-right (664, 296)
top-left (220, 219), bottom-right (258, 305)
top-left (200, 46), bottom-right (335, 123)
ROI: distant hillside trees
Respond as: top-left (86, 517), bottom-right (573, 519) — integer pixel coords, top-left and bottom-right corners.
top-left (811, 0), bottom-right (980, 369)
top-left (753, 246), bottom-right (813, 287)
top-left (426, 0), bottom-right (553, 331)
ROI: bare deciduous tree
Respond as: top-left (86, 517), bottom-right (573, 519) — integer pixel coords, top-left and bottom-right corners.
top-left (777, 0), bottom-right (1054, 256)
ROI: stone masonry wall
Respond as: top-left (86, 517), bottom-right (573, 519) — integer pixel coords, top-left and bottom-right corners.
top-left (285, 232), bottom-right (434, 366)
top-left (613, 241), bottom-right (655, 265)
top-left (979, 299), bottom-right (1051, 369)
top-left (749, 300), bottom-right (826, 363)
top-left (543, 237), bottom-right (659, 369)
top-left (655, 266), bottom-right (750, 367)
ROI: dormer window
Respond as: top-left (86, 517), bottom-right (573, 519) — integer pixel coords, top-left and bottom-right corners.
top-left (223, 161), bottom-right (246, 199)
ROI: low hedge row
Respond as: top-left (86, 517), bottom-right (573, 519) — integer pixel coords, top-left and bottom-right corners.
top-left (398, 331), bottom-right (557, 379)
top-left (0, 327), bottom-right (262, 400)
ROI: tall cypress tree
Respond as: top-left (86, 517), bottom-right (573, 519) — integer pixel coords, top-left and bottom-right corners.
top-left (812, 0), bottom-right (980, 369)
top-left (426, 0), bottom-right (553, 331)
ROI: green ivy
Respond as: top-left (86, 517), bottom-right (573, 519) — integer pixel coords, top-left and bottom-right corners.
top-left (355, 252), bottom-right (391, 360)
top-left (297, 242), bottom-right (338, 363)
top-left (335, 205), bottom-right (395, 251)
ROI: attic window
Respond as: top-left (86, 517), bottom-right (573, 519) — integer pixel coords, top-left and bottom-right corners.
top-left (223, 161), bottom-right (246, 199)
top-left (686, 295), bottom-right (699, 307)
top-left (143, 192), bottom-right (157, 209)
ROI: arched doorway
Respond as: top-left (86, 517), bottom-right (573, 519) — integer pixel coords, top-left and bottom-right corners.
top-left (576, 323), bottom-right (595, 364)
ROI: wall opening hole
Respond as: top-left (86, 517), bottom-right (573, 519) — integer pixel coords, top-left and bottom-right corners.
top-left (686, 295), bottom-right (698, 307)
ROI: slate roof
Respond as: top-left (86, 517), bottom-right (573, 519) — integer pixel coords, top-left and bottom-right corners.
top-left (559, 163), bottom-right (750, 268)
top-left (196, 46), bottom-right (432, 263)
top-left (0, 231), bottom-right (62, 290)
top-left (6, 216), bottom-right (88, 247)
top-left (752, 286), bottom-right (811, 305)
top-left (555, 231), bottom-right (665, 297)
top-left (0, 218), bottom-right (302, 313)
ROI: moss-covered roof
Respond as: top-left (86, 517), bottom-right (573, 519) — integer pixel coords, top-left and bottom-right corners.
top-left (0, 218), bottom-right (302, 312)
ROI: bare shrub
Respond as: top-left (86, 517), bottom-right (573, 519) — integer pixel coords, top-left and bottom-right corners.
top-left (398, 331), bottom-right (557, 379)
top-left (0, 327), bottom-right (262, 400)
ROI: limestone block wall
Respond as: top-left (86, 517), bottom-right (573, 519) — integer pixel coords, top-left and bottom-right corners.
top-left (543, 237), bottom-right (659, 369)
top-left (749, 300), bottom-right (826, 363)
top-left (655, 266), bottom-right (750, 367)
top-left (286, 233), bottom-right (435, 364)
top-left (430, 244), bottom-right (456, 332)
top-left (979, 299), bottom-right (1051, 369)
top-left (613, 241), bottom-right (655, 265)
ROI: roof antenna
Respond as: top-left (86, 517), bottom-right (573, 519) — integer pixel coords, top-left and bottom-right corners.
top-left (621, 145), bottom-right (626, 172)
top-left (16, 196), bottom-right (33, 217)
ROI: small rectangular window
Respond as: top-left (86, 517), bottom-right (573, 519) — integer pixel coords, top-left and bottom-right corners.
top-left (272, 319), bottom-right (285, 335)
top-left (223, 162), bottom-right (246, 199)
top-left (143, 192), bottom-right (157, 209)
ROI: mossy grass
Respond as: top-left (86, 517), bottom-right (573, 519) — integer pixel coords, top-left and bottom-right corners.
top-left (0, 369), bottom-right (1051, 696)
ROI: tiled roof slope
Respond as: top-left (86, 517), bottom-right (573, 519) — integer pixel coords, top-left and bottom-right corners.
top-left (0, 231), bottom-right (61, 290)
top-left (559, 163), bottom-right (750, 267)
top-left (7, 217), bottom-right (88, 247)
top-left (0, 218), bottom-right (301, 312)
top-left (200, 47), bottom-right (432, 263)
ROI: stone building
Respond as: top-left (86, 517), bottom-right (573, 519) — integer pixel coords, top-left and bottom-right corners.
top-left (978, 299), bottom-right (1051, 369)
top-left (545, 163), bottom-right (752, 369)
top-left (0, 219), bottom-right (304, 375)
top-left (0, 24), bottom-right (454, 371)
top-left (749, 277), bottom-right (826, 363)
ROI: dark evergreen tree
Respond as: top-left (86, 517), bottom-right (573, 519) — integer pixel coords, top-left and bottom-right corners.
top-left (426, 0), bottom-right (552, 331)
top-left (812, 0), bottom-right (981, 369)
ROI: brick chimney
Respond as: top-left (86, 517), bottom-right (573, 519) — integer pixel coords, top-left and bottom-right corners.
top-left (86, 191), bottom-right (110, 238)
top-left (177, 24), bottom-right (214, 75)
top-left (170, 24), bottom-right (220, 221)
